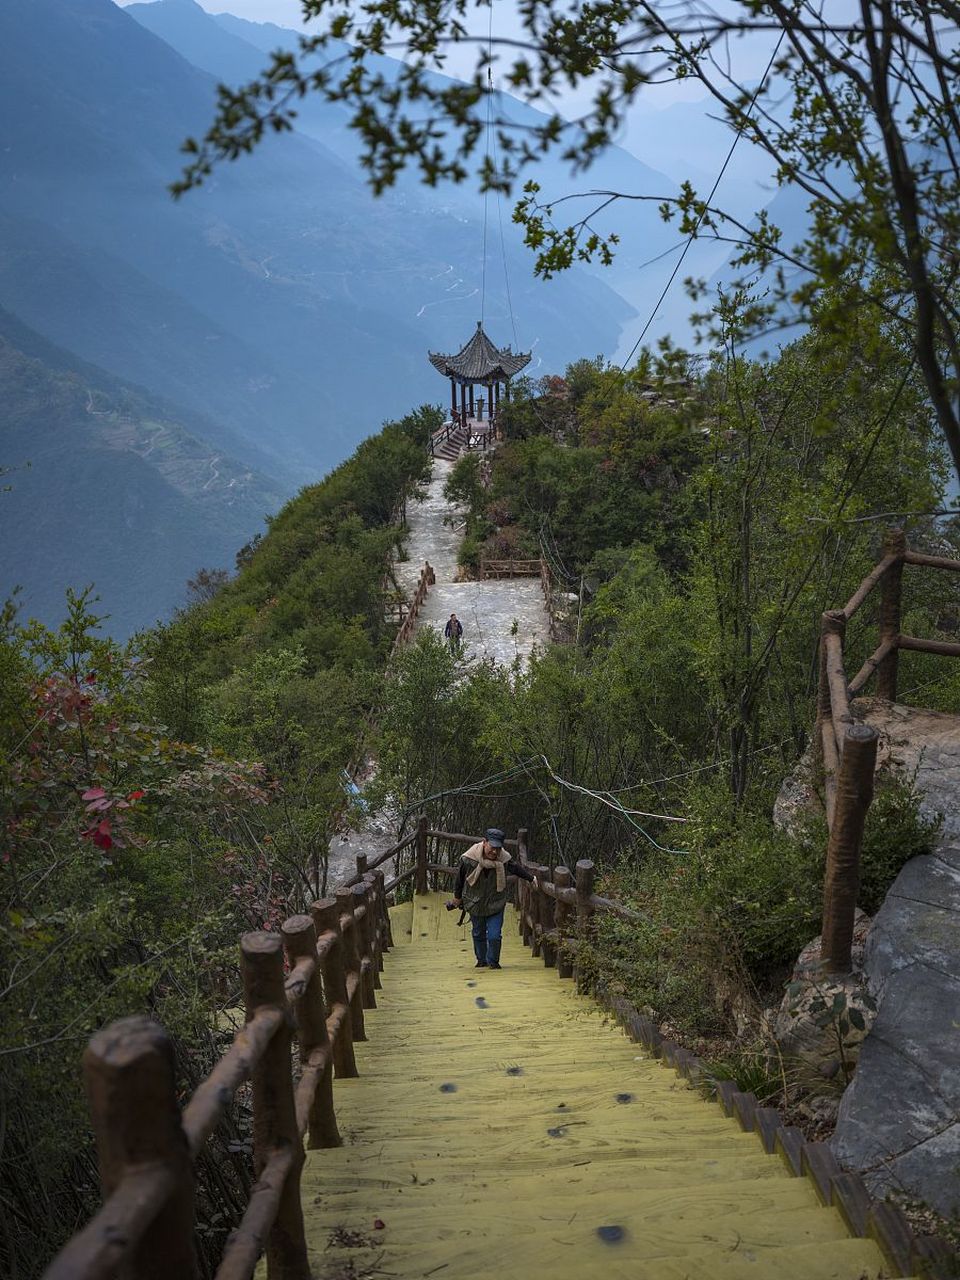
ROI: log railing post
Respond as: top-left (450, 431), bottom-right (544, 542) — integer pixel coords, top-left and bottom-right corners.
top-left (83, 1016), bottom-right (198, 1280)
top-left (540, 866), bottom-right (557, 968)
top-left (815, 612), bottom-right (834, 764)
top-left (415, 814), bottom-right (429, 896)
top-left (374, 867), bottom-right (394, 950)
top-left (311, 899), bottom-right (358, 1077)
top-left (575, 859), bottom-right (596, 933)
top-left (530, 864), bottom-right (544, 958)
top-left (352, 882), bottom-right (378, 1008)
top-left (574, 860), bottom-right (596, 985)
top-left (877, 527), bottom-right (906, 699)
top-left (363, 873), bottom-right (384, 988)
top-left (553, 866), bottom-right (574, 978)
top-left (334, 888), bottom-right (366, 1042)
top-left (281, 915), bottom-right (341, 1150)
top-left (821, 724), bottom-right (879, 973)
top-left (818, 610), bottom-right (848, 829)
top-left (240, 933), bottom-right (310, 1280)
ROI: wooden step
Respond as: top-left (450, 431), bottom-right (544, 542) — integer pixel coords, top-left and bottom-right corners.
top-left (285, 894), bottom-right (901, 1280)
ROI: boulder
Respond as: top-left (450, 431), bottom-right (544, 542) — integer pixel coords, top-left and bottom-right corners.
top-left (774, 696), bottom-right (960, 840)
top-left (831, 843), bottom-right (960, 1216)
top-left (769, 913), bottom-right (875, 1080)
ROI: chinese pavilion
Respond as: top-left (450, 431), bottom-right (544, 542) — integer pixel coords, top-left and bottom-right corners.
top-left (429, 321), bottom-right (531, 427)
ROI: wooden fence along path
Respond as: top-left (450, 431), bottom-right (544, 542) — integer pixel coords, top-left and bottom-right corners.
top-left (816, 528), bottom-right (960, 971)
top-left (45, 819), bottom-right (948, 1280)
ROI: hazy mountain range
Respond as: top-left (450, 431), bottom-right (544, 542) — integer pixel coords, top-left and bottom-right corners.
top-left (0, 0), bottom-right (681, 636)
top-left (0, 0), bottom-right (801, 637)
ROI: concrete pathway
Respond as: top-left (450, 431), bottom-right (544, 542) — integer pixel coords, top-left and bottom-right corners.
top-left (403, 454), bottom-right (551, 667)
top-left (396, 458), bottom-right (462, 592)
top-left (327, 446), bottom-right (550, 884)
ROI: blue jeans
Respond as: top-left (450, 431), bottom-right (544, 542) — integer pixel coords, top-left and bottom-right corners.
top-left (471, 910), bottom-right (504, 965)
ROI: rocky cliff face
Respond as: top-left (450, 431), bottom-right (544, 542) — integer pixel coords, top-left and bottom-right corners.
top-left (831, 838), bottom-right (960, 1216)
top-left (774, 698), bottom-right (960, 1216)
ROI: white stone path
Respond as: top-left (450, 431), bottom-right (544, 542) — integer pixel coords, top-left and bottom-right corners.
top-left (326, 449), bottom-right (550, 885)
top-left (398, 457), bottom-right (550, 667)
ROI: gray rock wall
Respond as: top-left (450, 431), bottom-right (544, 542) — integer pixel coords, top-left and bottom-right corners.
top-left (831, 840), bottom-right (960, 1215)
top-left (774, 697), bottom-right (960, 1213)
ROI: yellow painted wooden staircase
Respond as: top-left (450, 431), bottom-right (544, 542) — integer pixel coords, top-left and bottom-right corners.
top-left (296, 892), bottom-right (899, 1280)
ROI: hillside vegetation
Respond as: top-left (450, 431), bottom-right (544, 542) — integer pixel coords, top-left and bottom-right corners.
top-left (0, 405), bottom-right (435, 1277)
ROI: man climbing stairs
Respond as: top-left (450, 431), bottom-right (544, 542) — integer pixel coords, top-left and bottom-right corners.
top-left (295, 894), bottom-right (901, 1280)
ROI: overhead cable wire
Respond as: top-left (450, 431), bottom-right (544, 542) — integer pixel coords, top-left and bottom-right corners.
top-left (610, 31), bottom-right (787, 385)
top-left (401, 754), bottom-right (690, 855)
top-left (493, 128), bottom-right (520, 349)
top-left (479, 1), bottom-right (495, 326)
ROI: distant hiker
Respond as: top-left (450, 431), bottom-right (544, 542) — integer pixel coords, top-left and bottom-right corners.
top-left (444, 613), bottom-right (463, 651)
top-left (453, 828), bottom-right (538, 969)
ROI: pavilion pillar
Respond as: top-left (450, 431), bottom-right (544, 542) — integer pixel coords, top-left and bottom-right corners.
top-left (469, 385), bottom-right (475, 418)
top-left (504, 379), bottom-right (511, 403)
top-left (460, 381), bottom-right (468, 428)
top-left (450, 379), bottom-right (457, 418)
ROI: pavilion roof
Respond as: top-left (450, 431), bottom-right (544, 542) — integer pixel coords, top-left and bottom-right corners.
top-left (429, 321), bottom-right (531, 382)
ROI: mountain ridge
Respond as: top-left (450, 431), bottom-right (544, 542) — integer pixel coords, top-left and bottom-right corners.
top-left (0, 303), bottom-right (282, 638)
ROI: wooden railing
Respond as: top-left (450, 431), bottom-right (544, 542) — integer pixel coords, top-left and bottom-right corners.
top-left (465, 426), bottom-right (494, 451)
top-left (478, 557), bottom-right (542, 579)
top-left (816, 527), bottom-right (960, 971)
top-left (430, 420), bottom-right (455, 454)
top-left (392, 560), bottom-right (434, 653)
top-left (43, 871), bottom-right (394, 1280)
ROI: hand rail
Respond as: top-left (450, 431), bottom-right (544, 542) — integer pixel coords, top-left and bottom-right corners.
top-left (392, 561), bottom-right (435, 653)
top-left (817, 527), bottom-right (960, 809)
top-left (42, 866), bottom-right (393, 1280)
top-left (478, 557), bottom-right (542, 579)
top-left (815, 526), bottom-right (960, 971)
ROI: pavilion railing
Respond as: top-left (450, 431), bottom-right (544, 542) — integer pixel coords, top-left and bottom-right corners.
top-left (816, 527), bottom-right (960, 971)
